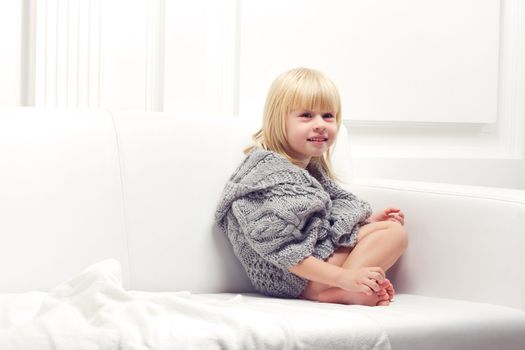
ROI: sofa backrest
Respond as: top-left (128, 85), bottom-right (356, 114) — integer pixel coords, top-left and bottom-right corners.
top-left (0, 108), bottom-right (354, 293)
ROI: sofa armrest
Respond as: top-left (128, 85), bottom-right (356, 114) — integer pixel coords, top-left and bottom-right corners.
top-left (350, 179), bottom-right (525, 311)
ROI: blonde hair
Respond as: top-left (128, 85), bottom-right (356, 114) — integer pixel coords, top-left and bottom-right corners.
top-left (246, 67), bottom-right (342, 179)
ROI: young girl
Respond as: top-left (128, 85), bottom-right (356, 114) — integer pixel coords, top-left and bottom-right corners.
top-left (215, 67), bottom-right (407, 306)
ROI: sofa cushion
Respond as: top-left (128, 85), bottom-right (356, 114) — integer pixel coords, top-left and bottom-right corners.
top-left (201, 293), bottom-right (525, 350)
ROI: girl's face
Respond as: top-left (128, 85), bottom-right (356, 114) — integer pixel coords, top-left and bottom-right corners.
top-left (285, 108), bottom-right (338, 168)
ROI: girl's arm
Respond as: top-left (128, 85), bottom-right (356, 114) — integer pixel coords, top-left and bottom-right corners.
top-left (289, 256), bottom-right (385, 295)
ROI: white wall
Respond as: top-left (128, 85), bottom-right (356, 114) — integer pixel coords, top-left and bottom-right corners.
top-left (1, 0), bottom-right (524, 189)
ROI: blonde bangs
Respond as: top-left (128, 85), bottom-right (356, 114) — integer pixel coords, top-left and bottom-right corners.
top-left (281, 69), bottom-right (342, 127)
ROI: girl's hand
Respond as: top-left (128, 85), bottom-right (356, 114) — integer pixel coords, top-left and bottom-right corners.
top-left (369, 208), bottom-right (405, 225)
top-left (335, 267), bottom-right (385, 295)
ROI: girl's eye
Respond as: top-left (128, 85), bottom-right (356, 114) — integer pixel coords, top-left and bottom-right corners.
top-left (323, 113), bottom-right (335, 119)
top-left (300, 112), bottom-right (312, 118)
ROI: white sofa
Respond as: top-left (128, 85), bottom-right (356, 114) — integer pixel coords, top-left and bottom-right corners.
top-left (0, 107), bottom-right (524, 350)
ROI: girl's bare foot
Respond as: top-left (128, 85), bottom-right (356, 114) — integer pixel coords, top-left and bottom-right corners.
top-left (312, 279), bottom-right (395, 306)
top-left (316, 287), bottom-right (380, 306)
top-left (303, 279), bottom-right (395, 306)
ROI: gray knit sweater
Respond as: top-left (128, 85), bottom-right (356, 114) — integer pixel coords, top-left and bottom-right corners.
top-left (215, 148), bottom-right (372, 298)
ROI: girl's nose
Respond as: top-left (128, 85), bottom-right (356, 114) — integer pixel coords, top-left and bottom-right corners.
top-left (314, 116), bottom-right (327, 132)
top-left (314, 124), bottom-right (326, 132)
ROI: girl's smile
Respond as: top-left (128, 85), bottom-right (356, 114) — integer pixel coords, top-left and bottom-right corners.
top-left (307, 136), bottom-right (329, 143)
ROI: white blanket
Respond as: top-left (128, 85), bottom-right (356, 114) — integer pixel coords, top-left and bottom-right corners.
top-left (0, 260), bottom-right (391, 350)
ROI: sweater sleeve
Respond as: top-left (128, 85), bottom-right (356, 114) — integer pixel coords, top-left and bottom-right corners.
top-left (231, 184), bottom-right (330, 271)
top-left (306, 163), bottom-right (373, 247)
top-left (326, 180), bottom-right (372, 247)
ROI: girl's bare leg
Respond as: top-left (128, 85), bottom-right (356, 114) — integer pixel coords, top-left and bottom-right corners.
top-left (302, 221), bottom-right (408, 306)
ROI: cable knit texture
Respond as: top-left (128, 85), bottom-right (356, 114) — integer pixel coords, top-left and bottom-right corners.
top-left (215, 148), bottom-right (372, 298)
